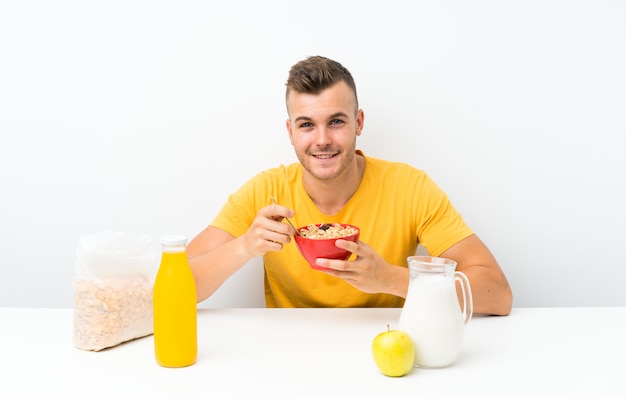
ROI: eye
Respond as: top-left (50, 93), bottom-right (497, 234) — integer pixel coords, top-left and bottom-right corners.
top-left (299, 122), bottom-right (313, 129)
top-left (330, 119), bottom-right (344, 126)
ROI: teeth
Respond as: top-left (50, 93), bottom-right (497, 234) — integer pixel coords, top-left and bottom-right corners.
top-left (316, 154), bottom-right (334, 159)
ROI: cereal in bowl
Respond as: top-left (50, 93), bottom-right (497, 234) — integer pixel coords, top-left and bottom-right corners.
top-left (299, 223), bottom-right (359, 239)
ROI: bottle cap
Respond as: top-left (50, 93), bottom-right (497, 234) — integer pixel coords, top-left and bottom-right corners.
top-left (160, 235), bottom-right (188, 246)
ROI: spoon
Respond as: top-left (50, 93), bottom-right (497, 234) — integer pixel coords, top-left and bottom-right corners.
top-left (271, 196), bottom-right (302, 237)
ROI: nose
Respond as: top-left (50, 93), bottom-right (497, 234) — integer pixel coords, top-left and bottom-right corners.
top-left (314, 127), bottom-right (332, 146)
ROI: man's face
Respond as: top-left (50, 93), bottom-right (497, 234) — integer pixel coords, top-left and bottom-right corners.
top-left (286, 81), bottom-right (364, 182)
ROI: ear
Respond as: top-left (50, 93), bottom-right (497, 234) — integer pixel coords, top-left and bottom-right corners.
top-left (356, 109), bottom-right (364, 136)
top-left (286, 118), bottom-right (294, 145)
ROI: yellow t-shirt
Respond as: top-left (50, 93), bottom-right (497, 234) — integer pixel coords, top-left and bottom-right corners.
top-left (210, 151), bottom-right (473, 308)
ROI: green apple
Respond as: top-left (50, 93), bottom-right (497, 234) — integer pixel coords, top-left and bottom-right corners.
top-left (371, 325), bottom-right (415, 377)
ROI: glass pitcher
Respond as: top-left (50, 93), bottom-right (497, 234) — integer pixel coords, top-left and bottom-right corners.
top-left (398, 256), bottom-right (473, 368)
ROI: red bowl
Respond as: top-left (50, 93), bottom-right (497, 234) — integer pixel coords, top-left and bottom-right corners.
top-left (294, 224), bottom-right (360, 270)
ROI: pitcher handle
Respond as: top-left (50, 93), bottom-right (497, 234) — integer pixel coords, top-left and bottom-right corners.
top-left (455, 271), bottom-right (473, 324)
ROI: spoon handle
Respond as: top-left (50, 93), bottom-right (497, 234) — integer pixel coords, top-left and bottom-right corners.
top-left (270, 197), bottom-right (302, 236)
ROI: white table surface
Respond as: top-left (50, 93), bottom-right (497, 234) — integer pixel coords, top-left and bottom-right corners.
top-left (1, 307), bottom-right (624, 398)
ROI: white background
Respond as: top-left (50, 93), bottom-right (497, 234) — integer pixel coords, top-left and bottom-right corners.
top-left (1, 0), bottom-right (625, 308)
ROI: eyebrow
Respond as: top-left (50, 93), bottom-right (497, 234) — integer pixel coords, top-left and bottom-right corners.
top-left (294, 112), bottom-right (349, 123)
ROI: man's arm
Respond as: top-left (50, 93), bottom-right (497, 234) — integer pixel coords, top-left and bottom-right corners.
top-left (186, 204), bottom-right (295, 303)
top-left (440, 234), bottom-right (513, 316)
top-left (186, 227), bottom-right (249, 303)
top-left (318, 232), bottom-right (512, 315)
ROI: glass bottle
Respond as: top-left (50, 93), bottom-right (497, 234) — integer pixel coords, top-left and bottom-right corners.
top-left (153, 235), bottom-right (197, 367)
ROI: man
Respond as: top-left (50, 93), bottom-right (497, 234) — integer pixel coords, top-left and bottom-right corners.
top-left (187, 56), bottom-right (512, 315)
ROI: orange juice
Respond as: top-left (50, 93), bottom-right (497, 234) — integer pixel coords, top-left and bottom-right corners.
top-left (153, 236), bottom-right (197, 367)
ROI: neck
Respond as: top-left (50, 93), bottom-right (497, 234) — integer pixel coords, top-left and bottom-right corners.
top-left (303, 153), bottom-right (365, 215)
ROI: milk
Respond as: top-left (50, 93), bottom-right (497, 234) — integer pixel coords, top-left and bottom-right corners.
top-left (399, 275), bottom-right (465, 368)
top-left (398, 256), bottom-right (472, 368)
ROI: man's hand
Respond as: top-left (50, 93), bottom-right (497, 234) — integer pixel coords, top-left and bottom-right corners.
top-left (314, 239), bottom-right (409, 298)
top-left (239, 203), bottom-right (296, 258)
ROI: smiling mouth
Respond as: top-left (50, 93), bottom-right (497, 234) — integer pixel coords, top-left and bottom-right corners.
top-left (312, 153), bottom-right (337, 160)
